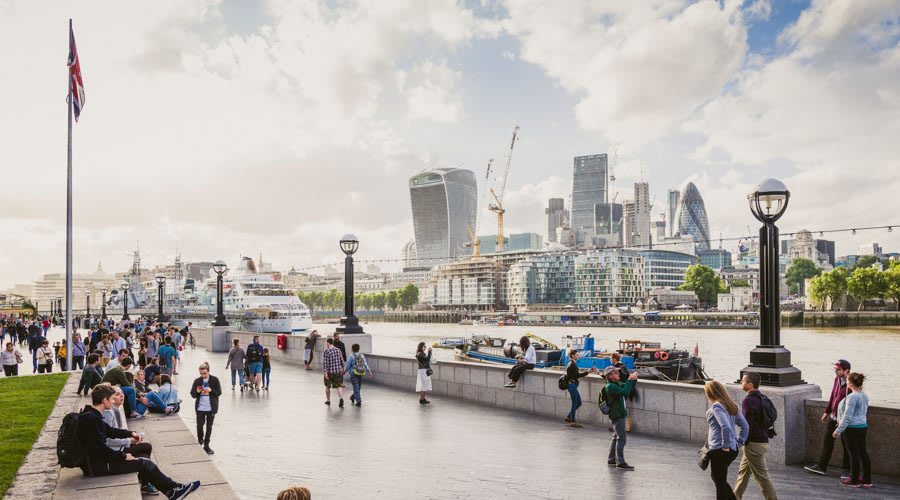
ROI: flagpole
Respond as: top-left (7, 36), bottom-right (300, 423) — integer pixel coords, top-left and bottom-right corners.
top-left (65, 18), bottom-right (74, 371)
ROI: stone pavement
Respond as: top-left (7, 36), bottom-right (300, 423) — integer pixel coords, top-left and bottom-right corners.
top-left (171, 346), bottom-right (900, 499)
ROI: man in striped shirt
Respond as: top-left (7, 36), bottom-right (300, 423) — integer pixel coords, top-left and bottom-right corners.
top-left (322, 338), bottom-right (345, 408)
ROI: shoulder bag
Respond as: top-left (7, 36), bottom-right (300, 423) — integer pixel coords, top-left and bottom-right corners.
top-left (698, 445), bottom-right (711, 470)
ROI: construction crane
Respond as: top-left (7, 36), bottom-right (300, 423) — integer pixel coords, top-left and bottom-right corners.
top-left (465, 224), bottom-right (481, 257)
top-left (489, 125), bottom-right (519, 252)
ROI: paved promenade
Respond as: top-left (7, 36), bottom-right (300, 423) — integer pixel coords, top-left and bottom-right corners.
top-left (171, 346), bottom-right (900, 499)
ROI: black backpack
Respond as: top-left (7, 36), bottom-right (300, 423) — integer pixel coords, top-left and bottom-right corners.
top-left (57, 412), bottom-right (84, 468)
top-left (246, 344), bottom-right (261, 363)
top-left (756, 392), bottom-right (778, 438)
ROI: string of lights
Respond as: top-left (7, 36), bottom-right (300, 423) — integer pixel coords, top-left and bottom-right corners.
top-left (289, 223), bottom-right (897, 273)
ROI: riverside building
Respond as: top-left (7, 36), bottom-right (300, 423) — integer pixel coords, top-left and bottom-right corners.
top-left (639, 249), bottom-right (698, 290)
top-left (574, 249), bottom-right (644, 310)
top-left (506, 247), bottom-right (576, 307)
top-left (409, 167), bottom-right (477, 267)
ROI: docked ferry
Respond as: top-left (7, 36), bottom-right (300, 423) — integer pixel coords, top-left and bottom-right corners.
top-left (198, 257), bottom-right (313, 334)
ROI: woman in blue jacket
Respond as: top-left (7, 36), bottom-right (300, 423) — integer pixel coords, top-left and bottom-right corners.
top-left (705, 380), bottom-right (749, 500)
top-left (833, 372), bottom-right (871, 488)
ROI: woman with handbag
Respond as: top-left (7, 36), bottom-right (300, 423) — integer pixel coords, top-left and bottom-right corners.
top-left (415, 342), bottom-right (433, 405)
top-left (704, 380), bottom-right (749, 500)
top-left (37, 340), bottom-right (54, 373)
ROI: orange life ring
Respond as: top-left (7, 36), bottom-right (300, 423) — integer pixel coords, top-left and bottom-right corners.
top-left (659, 351), bottom-right (669, 361)
top-left (653, 351), bottom-right (661, 360)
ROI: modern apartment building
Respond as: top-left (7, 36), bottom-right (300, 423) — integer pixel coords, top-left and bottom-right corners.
top-left (574, 249), bottom-right (644, 310)
top-left (639, 249), bottom-right (699, 290)
top-left (507, 251), bottom-right (576, 307)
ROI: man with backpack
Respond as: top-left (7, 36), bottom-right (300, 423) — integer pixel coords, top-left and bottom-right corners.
top-left (67, 382), bottom-right (201, 499)
top-left (601, 366), bottom-right (638, 470)
top-left (734, 372), bottom-right (778, 500)
top-left (246, 336), bottom-right (265, 391)
top-left (344, 343), bottom-right (372, 406)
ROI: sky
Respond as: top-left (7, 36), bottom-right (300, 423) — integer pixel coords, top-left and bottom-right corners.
top-left (1, 0), bottom-right (899, 289)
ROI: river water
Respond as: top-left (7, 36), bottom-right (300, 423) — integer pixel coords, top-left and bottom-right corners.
top-left (334, 322), bottom-right (900, 406)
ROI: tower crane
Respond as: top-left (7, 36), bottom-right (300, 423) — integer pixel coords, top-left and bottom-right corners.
top-left (489, 126), bottom-right (519, 252)
top-left (465, 224), bottom-right (481, 257)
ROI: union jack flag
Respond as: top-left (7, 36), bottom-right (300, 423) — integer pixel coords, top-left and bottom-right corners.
top-left (67, 21), bottom-right (85, 121)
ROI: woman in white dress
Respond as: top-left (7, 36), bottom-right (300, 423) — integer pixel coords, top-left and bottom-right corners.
top-left (415, 342), bottom-right (433, 405)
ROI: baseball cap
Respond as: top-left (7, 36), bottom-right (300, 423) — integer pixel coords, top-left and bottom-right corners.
top-left (603, 366), bottom-right (619, 377)
top-left (834, 359), bottom-right (851, 370)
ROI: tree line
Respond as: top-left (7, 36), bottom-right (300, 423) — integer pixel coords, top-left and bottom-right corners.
top-left (809, 260), bottom-right (900, 311)
top-left (297, 284), bottom-right (420, 312)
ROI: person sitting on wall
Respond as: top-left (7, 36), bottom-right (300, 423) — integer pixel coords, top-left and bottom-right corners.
top-left (504, 336), bottom-right (535, 388)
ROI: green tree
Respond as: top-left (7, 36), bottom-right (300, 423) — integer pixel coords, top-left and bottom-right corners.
top-left (372, 292), bottom-right (386, 310)
top-left (730, 279), bottom-right (750, 289)
top-left (398, 284), bottom-right (420, 310)
top-left (785, 258), bottom-right (821, 296)
top-left (808, 267), bottom-right (848, 311)
top-left (884, 261), bottom-right (900, 311)
top-left (852, 255), bottom-right (881, 271)
top-left (386, 290), bottom-right (399, 310)
top-left (678, 264), bottom-right (723, 306)
top-left (847, 266), bottom-right (887, 311)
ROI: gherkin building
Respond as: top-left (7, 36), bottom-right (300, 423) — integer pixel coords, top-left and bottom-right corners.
top-left (676, 182), bottom-right (710, 252)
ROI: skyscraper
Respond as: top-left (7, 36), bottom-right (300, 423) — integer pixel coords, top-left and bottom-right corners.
top-left (571, 154), bottom-right (608, 235)
top-left (676, 182), bottom-right (711, 252)
top-left (634, 181), bottom-right (650, 248)
top-left (623, 200), bottom-right (637, 247)
top-left (409, 167), bottom-right (477, 267)
top-left (545, 198), bottom-right (568, 243)
top-left (667, 189), bottom-right (680, 238)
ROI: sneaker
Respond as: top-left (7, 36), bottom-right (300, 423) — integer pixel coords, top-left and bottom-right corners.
top-left (804, 465), bottom-right (827, 475)
top-left (324, 400), bottom-right (331, 405)
top-left (569, 422), bottom-right (583, 428)
top-left (420, 399), bottom-right (431, 404)
top-left (240, 385), bottom-right (244, 392)
top-left (141, 484), bottom-right (160, 496)
top-left (231, 385), bottom-right (234, 390)
top-left (350, 395), bottom-right (356, 403)
top-left (616, 462), bottom-right (635, 471)
top-left (564, 417), bottom-right (572, 423)
top-left (355, 402), bottom-right (361, 407)
top-left (841, 479), bottom-right (860, 488)
top-left (339, 399), bottom-right (344, 408)
top-left (861, 482), bottom-right (874, 489)
top-left (264, 386), bottom-right (268, 391)
top-left (503, 382), bottom-right (516, 388)
top-left (203, 446), bottom-right (214, 455)
top-left (607, 460), bottom-right (617, 466)
top-left (840, 470), bottom-right (851, 480)
top-left (167, 481), bottom-right (201, 500)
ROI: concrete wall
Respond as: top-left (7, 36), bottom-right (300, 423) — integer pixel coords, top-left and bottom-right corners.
top-left (360, 353), bottom-right (819, 466)
top-left (804, 399), bottom-right (899, 478)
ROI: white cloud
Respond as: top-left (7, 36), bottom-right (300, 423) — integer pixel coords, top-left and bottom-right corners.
top-left (397, 59), bottom-right (462, 123)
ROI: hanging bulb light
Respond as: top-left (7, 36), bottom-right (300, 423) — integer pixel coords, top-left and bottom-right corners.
top-left (889, 226), bottom-right (894, 233)
top-left (851, 229), bottom-right (857, 235)
top-left (819, 231), bottom-right (824, 237)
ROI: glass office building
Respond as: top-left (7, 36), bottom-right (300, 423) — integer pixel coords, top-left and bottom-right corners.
top-left (676, 182), bottom-right (711, 252)
top-left (639, 249), bottom-right (699, 289)
top-left (571, 154), bottom-right (608, 235)
top-left (409, 168), bottom-right (477, 267)
top-left (507, 251), bottom-right (576, 306)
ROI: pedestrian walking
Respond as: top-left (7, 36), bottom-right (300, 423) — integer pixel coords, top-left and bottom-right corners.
top-left (345, 343), bottom-right (371, 406)
top-left (504, 336), bottom-right (535, 388)
top-left (733, 372), bottom-right (778, 500)
top-left (2, 342), bottom-right (24, 377)
top-left (303, 330), bottom-right (320, 370)
top-left (563, 349), bottom-right (598, 428)
top-left (158, 337), bottom-right (177, 377)
top-left (37, 339), bottom-right (54, 373)
top-left (190, 362), bottom-right (221, 456)
top-left (415, 342), bottom-right (434, 405)
top-left (833, 372), bottom-right (872, 488)
top-left (704, 380), bottom-right (749, 500)
top-left (333, 332), bottom-right (347, 363)
top-left (602, 365), bottom-right (638, 469)
top-left (71, 333), bottom-right (87, 370)
top-left (804, 359), bottom-right (851, 478)
top-left (57, 340), bottom-right (68, 372)
top-left (262, 348), bottom-right (272, 390)
top-left (28, 328), bottom-right (45, 373)
top-left (137, 338), bottom-right (148, 370)
top-left (322, 338), bottom-right (345, 407)
top-left (246, 335), bottom-right (265, 391)
top-left (225, 339), bottom-right (247, 391)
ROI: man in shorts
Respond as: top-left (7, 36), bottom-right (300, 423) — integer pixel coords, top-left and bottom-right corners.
top-left (322, 338), bottom-right (345, 407)
top-left (303, 330), bottom-right (320, 371)
top-left (246, 336), bottom-right (265, 391)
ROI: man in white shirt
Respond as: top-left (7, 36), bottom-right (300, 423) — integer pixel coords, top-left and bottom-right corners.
top-left (105, 349), bottom-right (131, 371)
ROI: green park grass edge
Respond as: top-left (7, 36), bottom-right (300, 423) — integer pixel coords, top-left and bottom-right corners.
top-left (0, 373), bottom-right (70, 496)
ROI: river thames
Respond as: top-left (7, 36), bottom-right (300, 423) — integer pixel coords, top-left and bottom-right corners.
top-left (344, 322), bottom-right (900, 406)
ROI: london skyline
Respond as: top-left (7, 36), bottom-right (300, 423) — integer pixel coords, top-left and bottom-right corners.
top-left (1, 1), bottom-right (899, 289)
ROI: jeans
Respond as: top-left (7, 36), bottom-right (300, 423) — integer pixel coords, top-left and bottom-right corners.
top-left (31, 349), bottom-right (38, 372)
top-left (350, 374), bottom-right (363, 403)
top-left (709, 448), bottom-right (738, 500)
top-left (567, 383), bottom-right (582, 421)
top-left (818, 418), bottom-right (850, 471)
top-left (145, 392), bottom-right (167, 412)
top-left (197, 411), bottom-right (215, 446)
top-left (121, 386), bottom-right (145, 416)
top-left (230, 368), bottom-right (245, 387)
top-left (99, 457), bottom-right (178, 493)
top-left (72, 356), bottom-right (85, 370)
top-left (507, 362), bottom-right (534, 383)
top-left (609, 417), bottom-right (627, 463)
top-left (844, 427), bottom-right (871, 484)
top-left (3, 365), bottom-right (17, 377)
top-left (263, 368), bottom-right (271, 387)
top-left (734, 441), bottom-right (777, 500)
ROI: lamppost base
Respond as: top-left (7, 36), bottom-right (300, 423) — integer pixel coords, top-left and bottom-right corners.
top-left (122, 315), bottom-right (130, 321)
top-left (740, 345), bottom-right (805, 387)
top-left (336, 316), bottom-right (364, 335)
top-left (212, 316), bottom-right (229, 327)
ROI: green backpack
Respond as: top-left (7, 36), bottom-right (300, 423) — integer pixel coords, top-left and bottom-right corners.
top-left (352, 353), bottom-right (367, 376)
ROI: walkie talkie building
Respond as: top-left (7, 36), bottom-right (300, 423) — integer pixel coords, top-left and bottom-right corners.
top-left (409, 167), bottom-right (477, 267)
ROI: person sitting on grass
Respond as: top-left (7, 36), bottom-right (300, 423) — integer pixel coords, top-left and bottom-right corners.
top-left (77, 354), bottom-right (103, 395)
top-left (76, 383), bottom-right (201, 499)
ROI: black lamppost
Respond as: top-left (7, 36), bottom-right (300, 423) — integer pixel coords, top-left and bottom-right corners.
top-left (84, 290), bottom-right (91, 317)
top-left (100, 287), bottom-right (108, 319)
top-left (336, 234), bottom-right (364, 334)
top-left (56, 296), bottom-right (62, 317)
top-left (212, 260), bottom-right (229, 326)
top-left (740, 178), bottom-right (803, 387)
top-left (35, 301), bottom-right (40, 317)
top-left (155, 274), bottom-right (167, 321)
top-left (121, 281), bottom-right (131, 320)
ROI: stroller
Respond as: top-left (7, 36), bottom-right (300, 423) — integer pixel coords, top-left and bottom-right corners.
top-left (241, 366), bottom-right (256, 392)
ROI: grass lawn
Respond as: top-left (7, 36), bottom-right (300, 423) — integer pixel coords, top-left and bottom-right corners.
top-left (0, 373), bottom-right (70, 497)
